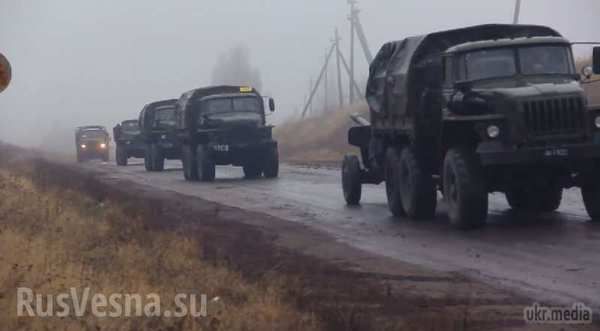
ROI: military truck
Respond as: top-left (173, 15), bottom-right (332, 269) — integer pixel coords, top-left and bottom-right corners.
top-left (342, 24), bottom-right (600, 229)
top-left (75, 126), bottom-right (110, 162)
top-left (113, 119), bottom-right (145, 166)
top-left (138, 99), bottom-right (181, 172)
top-left (175, 85), bottom-right (278, 182)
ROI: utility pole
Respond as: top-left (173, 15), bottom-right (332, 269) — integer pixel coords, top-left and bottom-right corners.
top-left (513, 0), bottom-right (522, 24)
top-left (348, 0), bottom-right (356, 104)
top-left (351, 7), bottom-right (373, 64)
top-left (301, 43), bottom-right (336, 118)
top-left (323, 51), bottom-right (329, 112)
top-left (334, 29), bottom-right (345, 108)
top-left (347, 0), bottom-right (372, 104)
top-left (337, 50), bottom-right (363, 99)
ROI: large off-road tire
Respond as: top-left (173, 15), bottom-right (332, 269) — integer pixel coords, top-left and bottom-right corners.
top-left (443, 148), bottom-right (488, 230)
top-left (116, 145), bottom-right (128, 166)
top-left (263, 148), bottom-right (279, 179)
top-left (385, 148), bottom-right (405, 218)
top-left (196, 145), bottom-right (216, 182)
top-left (182, 145), bottom-right (199, 181)
top-left (150, 144), bottom-right (164, 172)
top-left (397, 147), bottom-right (437, 220)
top-left (582, 184), bottom-right (600, 222)
top-left (342, 155), bottom-right (362, 206)
top-left (506, 184), bottom-right (562, 213)
top-left (76, 152), bottom-right (84, 163)
top-left (243, 163), bottom-right (262, 179)
top-left (102, 152), bottom-right (109, 162)
top-left (144, 144), bottom-right (153, 171)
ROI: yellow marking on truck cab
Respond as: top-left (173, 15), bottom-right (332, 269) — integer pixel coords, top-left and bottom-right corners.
top-left (240, 87), bottom-right (253, 93)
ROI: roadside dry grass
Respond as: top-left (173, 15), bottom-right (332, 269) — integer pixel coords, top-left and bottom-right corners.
top-left (0, 169), bottom-right (320, 331)
top-left (275, 103), bottom-right (368, 165)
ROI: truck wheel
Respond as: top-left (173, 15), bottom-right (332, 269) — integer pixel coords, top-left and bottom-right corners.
top-left (116, 145), bottom-right (128, 166)
top-left (102, 151), bottom-right (109, 162)
top-left (151, 144), bottom-right (164, 172)
top-left (443, 148), bottom-right (488, 230)
top-left (182, 145), bottom-right (199, 181)
top-left (398, 147), bottom-right (437, 220)
top-left (144, 145), bottom-right (154, 171)
top-left (582, 185), bottom-right (600, 222)
top-left (197, 145), bottom-right (216, 182)
top-left (506, 185), bottom-right (562, 213)
top-left (385, 148), bottom-right (405, 217)
top-left (342, 155), bottom-right (362, 205)
top-left (263, 148), bottom-right (279, 179)
top-left (76, 152), bottom-right (84, 163)
top-left (243, 163), bottom-right (262, 179)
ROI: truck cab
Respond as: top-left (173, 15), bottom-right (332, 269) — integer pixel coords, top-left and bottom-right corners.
top-left (176, 85), bottom-right (278, 182)
top-left (114, 119), bottom-right (145, 166)
top-left (75, 126), bottom-right (110, 163)
top-left (138, 99), bottom-right (181, 172)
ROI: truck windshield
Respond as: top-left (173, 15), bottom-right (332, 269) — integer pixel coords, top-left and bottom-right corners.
top-left (463, 45), bottom-right (573, 81)
top-left (80, 130), bottom-right (107, 139)
top-left (122, 122), bottom-right (139, 133)
top-left (519, 46), bottom-right (572, 75)
top-left (204, 97), bottom-right (262, 114)
top-left (155, 108), bottom-right (176, 127)
top-left (465, 49), bottom-right (517, 80)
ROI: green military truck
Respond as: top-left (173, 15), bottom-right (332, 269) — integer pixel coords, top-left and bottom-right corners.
top-left (138, 99), bottom-right (181, 172)
top-left (113, 119), bottom-right (145, 166)
top-left (342, 24), bottom-right (600, 229)
top-left (175, 85), bottom-right (278, 182)
top-left (75, 126), bottom-right (110, 163)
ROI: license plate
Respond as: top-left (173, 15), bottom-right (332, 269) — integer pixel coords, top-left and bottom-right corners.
top-left (213, 145), bottom-right (229, 152)
top-left (544, 148), bottom-right (569, 157)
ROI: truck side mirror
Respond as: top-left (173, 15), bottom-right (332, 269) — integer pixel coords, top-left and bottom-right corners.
top-left (268, 98), bottom-right (275, 112)
top-left (594, 47), bottom-right (600, 75)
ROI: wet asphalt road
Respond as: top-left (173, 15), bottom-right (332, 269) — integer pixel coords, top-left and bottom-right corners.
top-left (89, 159), bottom-right (600, 309)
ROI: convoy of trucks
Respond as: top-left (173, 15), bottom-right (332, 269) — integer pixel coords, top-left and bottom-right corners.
top-left (74, 23), bottom-right (600, 229)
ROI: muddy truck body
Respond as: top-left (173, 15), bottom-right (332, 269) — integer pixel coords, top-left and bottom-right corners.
top-left (138, 99), bottom-right (181, 172)
top-left (113, 119), bottom-right (145, 166)
top-left (75, 126), bottom-right (110, 163)
top-left (175, 85), bottom-right (278, 182)
top-left (342, 24), bottom-right (600, 229)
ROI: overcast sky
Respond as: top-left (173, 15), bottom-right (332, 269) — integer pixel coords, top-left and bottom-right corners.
top-left (1, 0), bottom-right (599, 146)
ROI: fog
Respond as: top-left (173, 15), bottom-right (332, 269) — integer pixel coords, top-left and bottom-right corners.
top-left (1, 0), bottom-right (599, 147)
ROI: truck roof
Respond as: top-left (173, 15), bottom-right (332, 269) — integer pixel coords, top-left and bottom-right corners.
top-left (143, 99), bottom-right (177, 111)
top-left (445, 36), bottom-right (570, 54)
top-left (122, 119), bottom-right (138, 124)
top-left (180, 85), bottom-right (260, 103)
top-left (77, 125), bottom-right (107, 132)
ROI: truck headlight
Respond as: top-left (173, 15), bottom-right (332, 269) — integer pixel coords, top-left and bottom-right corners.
top-left (486, 125), bottom-right (500, 139)
top-left (595, 116), bottom-right (600, 129)
top-left (100, 143), bottom-right (107, 149)
top-left (81, 144), bottom-right (87, 149)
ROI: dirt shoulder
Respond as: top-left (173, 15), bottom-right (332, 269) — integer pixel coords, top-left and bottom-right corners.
top-left (0, 143), bottom-right (594, 331)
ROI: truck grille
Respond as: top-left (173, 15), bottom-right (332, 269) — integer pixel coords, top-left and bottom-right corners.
top-left (522, 97), bottom-right (585, 137)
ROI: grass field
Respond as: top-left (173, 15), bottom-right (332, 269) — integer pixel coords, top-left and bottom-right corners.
top-left (0, 169), bottom-right (320, 330)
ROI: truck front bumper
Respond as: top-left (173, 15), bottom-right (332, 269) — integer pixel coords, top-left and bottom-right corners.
top-left (477, 137), bottom-right (600, 166)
